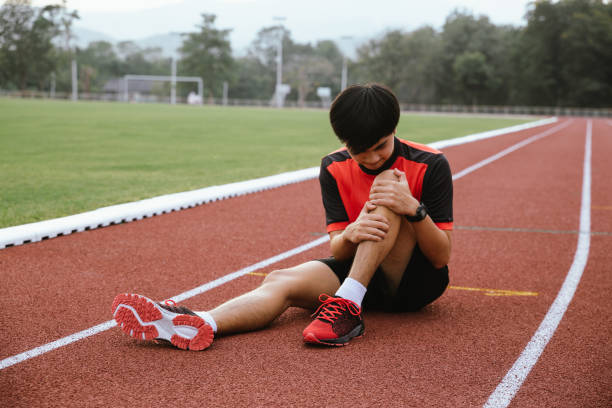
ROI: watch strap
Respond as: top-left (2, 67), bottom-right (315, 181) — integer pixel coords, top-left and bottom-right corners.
top-left (405, 203), bottom-right (427, 222)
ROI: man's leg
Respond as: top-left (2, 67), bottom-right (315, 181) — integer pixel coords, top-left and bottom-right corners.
top-left (303, 170), bottom-right (417, 345)
top-left (343, 169), bottom-right (417, 298)
top-left (112, 261), bottom-right (341, 350)
top-left (207, 261), bottom-right (341, 334)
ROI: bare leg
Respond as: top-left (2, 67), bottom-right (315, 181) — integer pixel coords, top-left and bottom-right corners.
top-left (347, 172), bottom-right (417, 293)
top-left (208, 261), bottom-right (341, 335)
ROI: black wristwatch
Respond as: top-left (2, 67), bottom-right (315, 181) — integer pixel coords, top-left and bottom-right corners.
top-left (405, 203), bottom-right (427, 222)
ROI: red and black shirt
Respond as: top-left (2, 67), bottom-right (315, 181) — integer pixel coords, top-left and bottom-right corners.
top-left (319, 137), bottom-right (453, 233)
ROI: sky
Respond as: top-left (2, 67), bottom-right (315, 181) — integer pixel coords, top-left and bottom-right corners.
top-left (33, 0), bottom-right (533, 53)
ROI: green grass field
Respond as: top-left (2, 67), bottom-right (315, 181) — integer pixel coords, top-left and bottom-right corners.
top-left (0, 98), bottom-right (531, 228)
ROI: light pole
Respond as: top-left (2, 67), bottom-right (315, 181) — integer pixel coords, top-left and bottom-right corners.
top-left (340, 36), bottom-right (353, 91)
top-left (273, 16), bottom-right (286, 108)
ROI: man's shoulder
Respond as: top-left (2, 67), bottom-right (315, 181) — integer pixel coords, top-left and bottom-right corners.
top-left (321, 147), bottom-right (351, 167)
top-left (398, 138), bottom-right (443, 156)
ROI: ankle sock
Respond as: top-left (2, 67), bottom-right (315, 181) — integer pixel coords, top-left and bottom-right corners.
top-left (195, 311), bottom-right (218, 333)
top-left (335, 277), bottom-right (367, 308)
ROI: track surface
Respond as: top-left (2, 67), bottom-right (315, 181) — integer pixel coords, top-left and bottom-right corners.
top-left (1, 118), bottom-right (611, 407)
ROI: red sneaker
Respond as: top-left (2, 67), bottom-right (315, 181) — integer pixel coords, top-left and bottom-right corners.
top-left (112, 293), bottom-right (214, 351)
top-left (302, 294), bottom-right (364, 346)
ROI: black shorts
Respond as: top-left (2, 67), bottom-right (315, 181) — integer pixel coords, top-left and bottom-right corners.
top-left (317, 245), bottom-right (449, 312)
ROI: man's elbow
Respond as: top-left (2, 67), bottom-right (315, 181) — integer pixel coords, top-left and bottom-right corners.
top-left (431, 252), bottom-right (451, 269)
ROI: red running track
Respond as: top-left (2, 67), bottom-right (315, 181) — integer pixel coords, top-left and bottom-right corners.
top-left (0, 118), bottom-right (610, 407)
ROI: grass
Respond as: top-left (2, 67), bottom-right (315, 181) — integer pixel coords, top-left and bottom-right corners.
top-left (0, 98), bottom-right (531, 228)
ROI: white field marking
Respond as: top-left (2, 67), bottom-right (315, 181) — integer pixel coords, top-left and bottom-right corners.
top-left (452, 120), bottom-right (571, 181)
top-left (429, 117), bottom-right (558, 150)
top-left (0, 235), bottom-right (330, 371)
top-left (483, 120), bottom-right (592, 408)
top-left (0, 119), bottom-right (567, 371)
top-left (0, 117), bottom-right (557, 250)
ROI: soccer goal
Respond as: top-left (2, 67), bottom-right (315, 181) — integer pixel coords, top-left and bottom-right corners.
top-left (122, 74), bottom-right (203, 104)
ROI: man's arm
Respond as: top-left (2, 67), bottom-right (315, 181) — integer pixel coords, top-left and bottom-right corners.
top-left (369, 168), bottom-right (452, 268)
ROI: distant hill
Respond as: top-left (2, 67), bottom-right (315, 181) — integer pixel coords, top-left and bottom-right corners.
top-left (72, 27), bottom-right (183, 58)
top-left (71, 27), bottom-right (363, 60)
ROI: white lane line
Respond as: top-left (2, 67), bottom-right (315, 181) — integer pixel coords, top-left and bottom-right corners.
top-left (0, 120), bottom-right (569, 371)
top-left (452, 120), bottom-right (571, 181)
top-left (483, 120), bottom-right (592, 408)
top-left (0, 236), bottom-right (329, 371)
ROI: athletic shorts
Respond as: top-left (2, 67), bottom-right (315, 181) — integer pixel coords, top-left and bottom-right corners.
top-left (317, 245), bottom-right (449, 312)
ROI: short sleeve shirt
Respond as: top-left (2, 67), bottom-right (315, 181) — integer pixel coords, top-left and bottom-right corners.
top-left (319, 137), bottom-right (453, 233)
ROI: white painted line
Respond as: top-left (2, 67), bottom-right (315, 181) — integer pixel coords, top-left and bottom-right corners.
top-left (483, 120), bottom-right (592, 408)
top-left (429, 117), bottom-right (558, 150)
top-left (452, 120), bottom-right (570, 181)
top-left (0, 117), bottom-right (557, 250)
top-left (0, 119), bottom-right (567, 371)
top-left (0, 235), bottom-right (330, 371)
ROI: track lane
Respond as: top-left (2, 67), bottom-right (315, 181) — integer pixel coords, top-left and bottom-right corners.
top-left (0, 119), bottom-right (564, 360)
top-left (0, 181), bottom-right (327, 359)
top-left (1, 118), bottom-right (605, 407)
top-left (506, 119), bottom-right (612, 407)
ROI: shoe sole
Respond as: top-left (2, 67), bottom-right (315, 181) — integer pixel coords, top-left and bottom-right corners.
top-left (111, 293), bottom-right (213, 351)
top-left (303, 324), bottom-right (365, 346)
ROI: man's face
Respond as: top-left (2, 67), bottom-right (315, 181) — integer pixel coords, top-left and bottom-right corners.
top-left (347, 133), bottom-right (395, 171)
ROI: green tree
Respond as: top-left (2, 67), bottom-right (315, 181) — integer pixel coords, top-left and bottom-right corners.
top-left (516, 0), bottom-right (611, 107)
top-left (230, 55), bottom-right (275, 100)
top-left (452, 51), bottom-right (492, 105)
top-left (244, 26), bottom-right (340, 102)
top-left (179, 13), bottom-right (234, 98)
top-left (75, 41), bottom-right (121, 93)
top-left (435, 10), bottom-right (508, 104)
top-left (352, 27), bottom-right (441, 103)
top-left (0, 0), bottom-right (78, 90)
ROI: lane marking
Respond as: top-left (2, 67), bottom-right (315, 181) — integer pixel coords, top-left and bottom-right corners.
top-left (484, 120), bottom-right (592, 408)
top-left (592, 205), bottom-right (612, 210)
top-left (449, 286), bottom-right (538, 297)
top-left (452, 120), bottom-right (571, 181)
top-left (456, 225), bottom-right (611, 236)
top-left (0, 236), bottom-right (329, 371)
top-left (0, 120), bottom-right (570, 371)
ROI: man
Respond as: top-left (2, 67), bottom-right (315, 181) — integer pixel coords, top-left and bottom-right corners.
top-left (112, 83), bottom-right (453, 350)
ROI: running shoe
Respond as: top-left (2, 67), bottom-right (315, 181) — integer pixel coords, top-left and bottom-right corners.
top-left (112, 293), bottom-right (214, 351)
top-left (302, 294), bottom-right (364, 346)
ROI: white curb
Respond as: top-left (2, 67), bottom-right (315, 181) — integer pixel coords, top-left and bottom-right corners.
top-left (0, 117), bottom-right (557, 249)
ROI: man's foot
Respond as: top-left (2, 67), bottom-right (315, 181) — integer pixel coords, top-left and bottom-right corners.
top-left (302, 294), bottom-right (364, 346)
top-left (111, 293), bottom-right (214, 351)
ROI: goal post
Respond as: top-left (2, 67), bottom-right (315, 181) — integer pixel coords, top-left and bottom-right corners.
top-left (122, 75), bottom-right (203, 104)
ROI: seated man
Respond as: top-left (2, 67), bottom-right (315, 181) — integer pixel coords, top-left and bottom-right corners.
top-left (112, 83), bottom-right (453, 350)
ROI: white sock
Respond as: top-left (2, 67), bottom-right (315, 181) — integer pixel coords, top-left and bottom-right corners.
top-left (334, 277), bottom-right (367, 308)
top-left (195, 311), bottom-right (218, 333)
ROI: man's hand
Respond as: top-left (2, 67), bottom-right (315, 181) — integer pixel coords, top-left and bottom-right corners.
top-left (369, 168), bottom-right (420, 216)
top-left (343, 201), bottom-right (390, 243)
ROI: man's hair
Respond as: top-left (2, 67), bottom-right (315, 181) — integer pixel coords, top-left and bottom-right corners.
top-left (329, 83), bottom-right (400, 154)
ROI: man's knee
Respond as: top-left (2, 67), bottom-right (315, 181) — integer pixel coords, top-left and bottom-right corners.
top-left (263, 268), bottom-right (294, 287)
top-left (374, 169), bottom-right (398, 183)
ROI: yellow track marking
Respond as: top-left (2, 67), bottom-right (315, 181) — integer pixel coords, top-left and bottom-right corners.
top-left (449, 286), bottom-right (538, 297)
top-left (248, 272), bottom-right (268, 277)
top-left (592, 205), bottom-right (612, 210)
top-left (248, 273), bottom-right (537, 297)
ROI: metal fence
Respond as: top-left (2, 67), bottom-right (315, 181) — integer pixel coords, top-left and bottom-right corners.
top-left (2, 89), bottom-right (610, 117)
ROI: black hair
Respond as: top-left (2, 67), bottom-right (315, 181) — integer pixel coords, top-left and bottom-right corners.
top-left (329, 83), bottom-right (400, 154)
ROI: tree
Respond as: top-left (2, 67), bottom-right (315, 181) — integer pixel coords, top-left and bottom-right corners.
top-left (515, 0), bottom-right (612, 107)
top-left (352, 27), bottom-right (441, 104)
top-left (435, 10), bottom-right (508, 104)
top-left (0, 0), bottom-right (78, 90)
top-left (179, 13), bottom-right (234, 98)
top-left (453, 51), bottom-right (492, 105)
